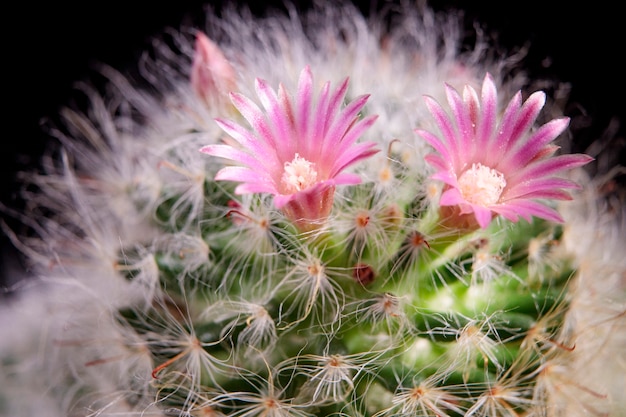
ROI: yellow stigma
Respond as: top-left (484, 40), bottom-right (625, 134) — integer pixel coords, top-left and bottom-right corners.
top-left (458, 163), bottom-right (506, 206)
top-left (281, 153), bottom-right (318, 193)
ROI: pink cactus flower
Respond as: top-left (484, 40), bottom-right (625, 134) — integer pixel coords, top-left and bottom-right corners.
top-left (190, 32), bottom-right (236, 106)
top-left (416, 73), bottom-right (593, 229)
top-left (200, 66), bottom-right (378, 230)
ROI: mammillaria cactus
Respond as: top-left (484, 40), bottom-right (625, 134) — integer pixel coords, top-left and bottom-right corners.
top-left (1, 2), bottom-right (625, 417)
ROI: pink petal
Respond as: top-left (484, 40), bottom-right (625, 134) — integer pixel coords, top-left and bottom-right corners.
top-left (439, 188), bottom-right (465, 206)
top-left (494, 207), bottom-right (520, 223)
top-left (424, 95), bottom-right (460, 169)
top-left (311, 81), bottom-right (332, 156)
top-left (528, 144), bottom-right (560, 163)
top-left (415, 129), bottom-right (454, 167)
top-left (214, 118), bottom-right (280, 169)
top-left (234, 182), bottom-right (278, 195)
top-left (214, 166), bottom-right (273, 185)
top-left (445, 84), bottom-right (472, 150)
top-left (255, 77), bottom-right (296, 161)
top-left (272, 193), bottom-right (294, 209)
top-left (461, 84), bottom-right (481, 160)
top-left (506, 91), bottom-right (546, 150)
top-left (486, 91), bottom-right (522, 167)
top-left (200, 144), bottom-right (275, 173)
top-left (475, 74), bottom-right (497, 155)
top-left (329, 142), bottom-right (379, 177)
top-left (278, 83), bottom-right (296, 132)
top-left (431, 170), bottom-right (457, 186)
top-left (493, 199), bottom-right (564, 223)
top-left (511, 189), bottom-right (574, 201)
top-left (472, 205), bottom-right (494, 229)
top-left (503, 118), bottom-right (570, 169)
top-left (502, 177), bottom-right (580, 201)
top-left (324, 94), bottom-right (370, 149)
top-left (324, 77), bottom-right (350, 133)
top-left (229, 92), bottom-right (280, 152)
top-left (326, 115), bottom-right (378, 169)
top-left (507, 153), bottom-right (593, 185)
top-left (424, 153), bottom-right (448, 172)
top-left (332, 172), bottom-right (363, 185)
top-left (296, 66), bottom-right (313, 152)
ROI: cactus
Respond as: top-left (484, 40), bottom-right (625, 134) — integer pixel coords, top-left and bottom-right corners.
top-left (1, 2), bottom-right (625, 417)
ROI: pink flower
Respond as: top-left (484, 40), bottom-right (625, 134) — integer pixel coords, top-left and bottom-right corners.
top-left (200, 66), bottom-right (378, 230)
top-left (416, 74), bottom-right (593, 229)
top-left (190, 32), bottom-right (236, 106)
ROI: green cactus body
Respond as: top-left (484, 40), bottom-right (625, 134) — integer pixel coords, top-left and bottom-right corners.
top-left (139, 186), bottom-right (577, 416)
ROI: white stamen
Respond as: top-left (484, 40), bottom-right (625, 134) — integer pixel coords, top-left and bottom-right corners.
top-left (281, 153), bottom-right (318, 193)
top-left (458, 163), bottom-right (506, 206)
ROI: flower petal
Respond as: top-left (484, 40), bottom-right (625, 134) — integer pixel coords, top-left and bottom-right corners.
top-left (472, 205), bottom-right (494, 228)
top-left (329, 141), bottom-right (379, 178)
top-left (439, 188), bottom-right (465, 206)
top-left (486, 91), bottom-right (521, 166)
top-left (502, 177), bottom-right (580, 201)
top-left (229, 92), bottom-right (280, 152)
top-left (215, 166), bottom-right (274, 186)
top-left (326, 115), bottom-right (378, 172)
top-left (332, 172), bottom-right (362, 185)
top-left (234, 182), bottom-right (278, 195)
top-left (445, 83), bottom-right (472, 152)
top-left (255, 77), bottom-right (297, 161)
top-left (503, 118), bottom-right (570, 169)
top-left (508, 153), bottom-right (593, 184)
top-left (213, 118), bottom-right (282, 172)
top-left (415, 129), bottom-right (454, 167)
top-left (475, 74), bottom-right (497, 156)
top-left (424, 153), bottom-right (448, 172)
top-left (324, 77), bottom-right (350, 133)
top-left (431, 170), bottom-right (457, 186)
top-left (296, 66), bottom-right (313, 151)
top-left (325, 94), bottom-right (370, 149)
top-left (492, 199), bottom-right (564, 223)
top-left (506, 90), bottom-right (546, 150)
top-left (200, 144), bottom-right (275, 173)
top-left (424, 95), bottom-right (460, 169)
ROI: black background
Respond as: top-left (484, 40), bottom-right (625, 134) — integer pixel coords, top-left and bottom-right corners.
top-left (2, 1), bottom-right (624, 287)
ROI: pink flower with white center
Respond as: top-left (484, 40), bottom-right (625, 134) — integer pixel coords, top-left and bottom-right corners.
top-left (416, 73), bottom-right (593, 229)
top-left (200, 66), bottom-right (379, 230)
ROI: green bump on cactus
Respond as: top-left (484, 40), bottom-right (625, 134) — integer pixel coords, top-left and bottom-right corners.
top-left (1, 2), bottom-right (625, 417)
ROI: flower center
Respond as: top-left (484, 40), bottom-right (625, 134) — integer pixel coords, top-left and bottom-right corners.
top-left (457, 163), bottom-right (506, 206)
top-left (281, 153), bottom-right (318, 193)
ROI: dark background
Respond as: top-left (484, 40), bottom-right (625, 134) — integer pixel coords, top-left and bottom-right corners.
top-left (2, 1), bottom-right (624, 288)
